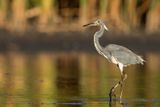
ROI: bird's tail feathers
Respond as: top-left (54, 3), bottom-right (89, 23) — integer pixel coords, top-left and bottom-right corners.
top-left (138, 56), bottom-right (145, 65)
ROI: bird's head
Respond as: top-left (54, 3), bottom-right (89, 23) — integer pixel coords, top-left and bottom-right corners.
top-left (83, 19), bottom-right (108, 31)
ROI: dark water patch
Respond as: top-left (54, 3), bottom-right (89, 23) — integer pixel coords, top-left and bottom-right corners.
top-left (0, 30), bottom-right (160, 53)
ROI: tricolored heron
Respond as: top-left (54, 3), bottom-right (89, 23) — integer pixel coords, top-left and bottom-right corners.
top-left (83, 19), bottom-right (144, 101)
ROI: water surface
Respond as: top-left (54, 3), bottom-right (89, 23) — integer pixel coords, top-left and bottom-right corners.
top-left (0, 52), bottom-right (160, 107)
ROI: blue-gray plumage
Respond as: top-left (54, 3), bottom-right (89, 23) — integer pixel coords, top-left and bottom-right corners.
top-left (83, 19), bottom-right (144, 101)
top-left (83, 19), bottom-right (144, 72)
top-left (104, 44), bottom-right (144, 66)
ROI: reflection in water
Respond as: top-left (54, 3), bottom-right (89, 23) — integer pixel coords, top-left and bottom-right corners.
top-left (109, 99), bottom-right (129, 107)
top-left (0, 52), bottom-right (159, 107)
top-left (56, 55), bottom-right (81, 107)
top-left (109, 88), bottom-right (129, 107)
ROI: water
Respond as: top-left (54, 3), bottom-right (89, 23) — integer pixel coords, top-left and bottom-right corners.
top-left (0, 52), bottom-right (160, 107)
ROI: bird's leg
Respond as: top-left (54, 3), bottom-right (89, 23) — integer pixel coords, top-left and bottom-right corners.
top-left (109, 86), bottom-right (116, 101)
top-left (109, 64), bottom-right (122, 99)
top-left (109, 78), bottom-right (122, 101)
top-left (120, 77), bottom-right (124, 104)
top-left (120, 72), bottom-right (127, 104)
top-left (109, 72), bottom-right (128, 103)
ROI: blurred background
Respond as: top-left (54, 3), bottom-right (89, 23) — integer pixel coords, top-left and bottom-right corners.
top-left (0, 0), bottom-right (160, 107)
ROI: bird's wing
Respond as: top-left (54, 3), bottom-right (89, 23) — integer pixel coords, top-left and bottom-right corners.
top-left (104, 44), bottom-right (144, 66)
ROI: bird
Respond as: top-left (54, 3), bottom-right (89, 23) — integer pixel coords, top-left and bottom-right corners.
top-left (83, 19), bottom-right (144, 101)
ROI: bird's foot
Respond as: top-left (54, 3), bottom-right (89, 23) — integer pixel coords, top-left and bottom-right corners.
top-left (109, 88), bottom-right (116, 101)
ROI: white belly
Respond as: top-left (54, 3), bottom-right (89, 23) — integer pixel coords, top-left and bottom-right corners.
top-left (111, 56), bottom-right (118, 64)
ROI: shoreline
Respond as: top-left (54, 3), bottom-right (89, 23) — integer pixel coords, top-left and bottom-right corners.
top-left (0, 30), bottom-right (159, 53)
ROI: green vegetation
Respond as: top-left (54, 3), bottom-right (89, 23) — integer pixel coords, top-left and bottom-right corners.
top-left (0, 0), bottom-right (159, 33)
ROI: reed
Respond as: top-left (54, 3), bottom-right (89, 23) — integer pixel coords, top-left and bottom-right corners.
top-left (79, 0), bottom-right (88, 24)
top-left (126, 0), bottom-right (138, 28)
top-left (146, 0), bottom-right (160, 33)
top-left (99, 0), bottom-right (108, 19)
top-left (0, 0), bottom-right (159, 33)
top-left (11, 0), bottom-right (26, 32)
top-left (38, 0), bottom-right (53, 31)
top-left (0, 0), bottom-right (7, 27)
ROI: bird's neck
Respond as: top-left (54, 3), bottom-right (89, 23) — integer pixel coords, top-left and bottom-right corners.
top-left (94, 25), bottom-right (104, 54)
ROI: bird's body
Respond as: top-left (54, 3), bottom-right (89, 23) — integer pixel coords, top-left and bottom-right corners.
top-left (104, 44), bottom-right (144, 65)
top-left (83, 19), bottom-right (144, 72)
top-left (83, 19), bottom-right (144, 101)
top-left (103, 44), bottom-right (144, 72)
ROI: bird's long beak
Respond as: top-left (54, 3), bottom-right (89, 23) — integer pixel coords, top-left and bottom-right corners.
top-left (83, 22), bottom-right (95, 27)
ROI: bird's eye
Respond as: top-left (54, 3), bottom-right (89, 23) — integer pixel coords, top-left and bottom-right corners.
top-left (95, 20), bottom-right (101, 24)
top-left (97, 20), bottom-right (101, 23)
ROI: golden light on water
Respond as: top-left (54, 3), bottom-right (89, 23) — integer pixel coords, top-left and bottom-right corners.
top-left (0, 52), bottom-right (159, 106)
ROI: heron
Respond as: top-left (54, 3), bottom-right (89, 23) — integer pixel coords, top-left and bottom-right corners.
top-left (83, 19), bottom-right (144, 101)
